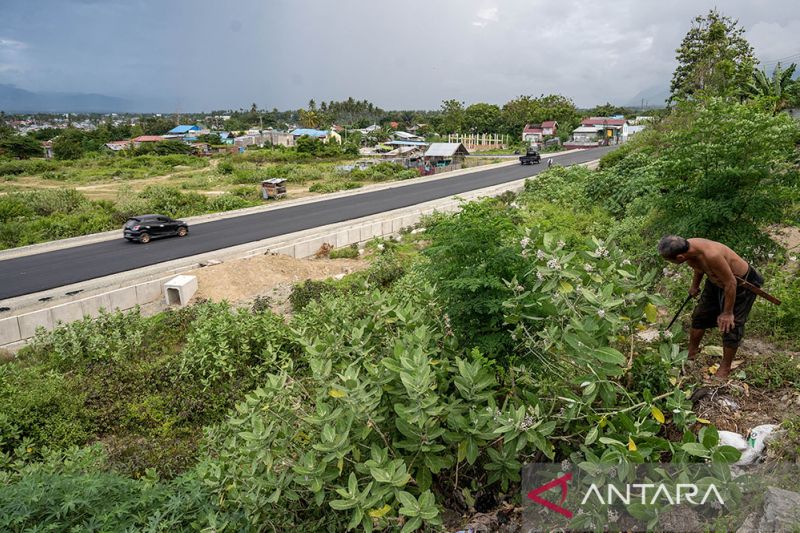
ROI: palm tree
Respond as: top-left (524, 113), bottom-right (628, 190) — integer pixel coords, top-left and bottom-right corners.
top-left (298, 109), bottom-right (321, 129)
top-left (746, 62), bottom-right (799, 113)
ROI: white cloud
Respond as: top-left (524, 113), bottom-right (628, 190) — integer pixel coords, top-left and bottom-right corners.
top-left (0, 38), bottom-right (27, 50)
top-left (473, 6), bottom-right (498, 28)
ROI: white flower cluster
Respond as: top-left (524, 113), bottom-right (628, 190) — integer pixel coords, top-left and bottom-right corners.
top-left (520, 237), bottom-right (531, 249)
top-left (661, 330), bottom-right (674, 340)
top-left (536, 249), bottom-right (546, 260)
top-left (547, 259), bottom-right (561, 270)
top-left (583, 263), bottom-right (594, 272)
top-left (597, 309), bottom-right (606, 319)
top-left (621, 259), bottom-right (632, 266)
top-left (596, 246), bottom-right (609, 258)
top-left (536, 271), bottom-right (544, 281)
top-left (521, 415), bottom-right (536, 430)
top-left (557, 240), bottom-right (565, 248)
top-left (377, 243), bottom-right (385, 251)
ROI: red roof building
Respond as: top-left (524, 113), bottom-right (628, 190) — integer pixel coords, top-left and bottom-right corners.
top-left (132, 135), bottom-right (164, 143)
top-left (522, 121), bottom-right (558, 142)
top-left (580, 117), bottom-right (627, 127)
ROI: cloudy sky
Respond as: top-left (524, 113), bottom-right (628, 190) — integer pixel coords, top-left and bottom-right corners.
top-left (1, 0), bottom-right (798, 111)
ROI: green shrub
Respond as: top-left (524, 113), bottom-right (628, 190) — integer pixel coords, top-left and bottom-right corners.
top-left (177, 302), bottom-right (293, 388)
top-left (24, 308), bottom-right (149, 371)
top-left (289, 279), bottom-right (341, 311)
top-left (738, 265), bottom-right (800, 347)
top-left (308, 181), bottom-right (361, 193)
top-left (0, 364), bottom-right (92, 453)
top-left (208, 193), bottom-right (253, 212)
top-left (217, 159), bottom-right (235, 174)
top-left (329, 243), bottom-right (359, 259)
top-left (422, 199), bottom-right (525, 356)
top-left (0, 449), bottom-right (226, 532)
top-left (199, 268), bottom-right (696, 532)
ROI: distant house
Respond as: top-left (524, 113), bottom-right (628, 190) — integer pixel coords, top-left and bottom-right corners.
top-left (522, 121), bottom-right (558, 143)
top-left (564, 117), bottom-right (630, 148)
top-left (358, 124), bottom-right (382, 135)
top-left (423, 142), bottom-right (469, 167)
top-left (213, 132), bottom-right (234, 144)
top-left (290, 128), bottom-right (341, 144)
top-left (392, 131), bottom-right (424, 142)
top-left (167, 125), bottom-right (201, 135)
top-left (132, 135), bottom-right (165, 147)
top-left (104, 140), bottom-right (132, 152)
top-left (265, 130), bottom-right (294, 147)
top-left (570, 126), bottom-right (601, 144)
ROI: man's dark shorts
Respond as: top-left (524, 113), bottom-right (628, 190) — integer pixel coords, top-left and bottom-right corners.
top-left (691, 266), bottom-right (763, 348)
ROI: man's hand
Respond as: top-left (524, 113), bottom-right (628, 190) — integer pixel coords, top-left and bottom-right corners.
top-left (717, 312), bottom-right (735, 333)
top-left (689, 286), bottom-right (700, 298)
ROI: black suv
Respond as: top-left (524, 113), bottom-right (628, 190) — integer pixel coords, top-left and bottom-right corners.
top-left (123, 214), bottom-right (189, 243)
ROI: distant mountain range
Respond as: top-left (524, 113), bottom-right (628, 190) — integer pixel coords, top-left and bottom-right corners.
top-left (626, 85), bottom-right (670, 109)
top-left (0, 84), bottom-right (135, 113)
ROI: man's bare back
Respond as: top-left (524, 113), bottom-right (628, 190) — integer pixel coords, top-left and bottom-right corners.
top-left (684, 238), bottom-right (749, 287)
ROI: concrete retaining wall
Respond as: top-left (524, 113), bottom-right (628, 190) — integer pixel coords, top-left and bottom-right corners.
top-left (0, 160), bottom-right (595, 351)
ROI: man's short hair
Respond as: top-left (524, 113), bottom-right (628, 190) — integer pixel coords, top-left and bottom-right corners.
top-left (658, 235), bottom-right (689, 258)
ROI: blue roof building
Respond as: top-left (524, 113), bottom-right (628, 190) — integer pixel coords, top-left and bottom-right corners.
top-left (290, 128), bottom-right (329, 138)
top-left (168, 125), bottom-right (201, 134)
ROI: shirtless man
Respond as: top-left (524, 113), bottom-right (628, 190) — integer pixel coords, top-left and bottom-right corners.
top-left (657, 235), bottom-right (764, 379)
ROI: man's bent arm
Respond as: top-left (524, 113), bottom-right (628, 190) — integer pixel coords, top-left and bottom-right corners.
top-left (690, 269), bottom-right (704, 295)
top-left (707, 255), bottom-right (737, 314)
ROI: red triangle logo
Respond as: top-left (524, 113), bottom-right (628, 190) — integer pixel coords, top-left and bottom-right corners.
top-left (527, 472), bottom-right (573, 518)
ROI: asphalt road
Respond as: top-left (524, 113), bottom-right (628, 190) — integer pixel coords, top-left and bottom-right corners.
top-left (0, 146), bottom-right (614, 300)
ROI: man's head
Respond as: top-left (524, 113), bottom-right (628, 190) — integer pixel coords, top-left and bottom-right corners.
top-left (658, 235), bottom-right (690, 264)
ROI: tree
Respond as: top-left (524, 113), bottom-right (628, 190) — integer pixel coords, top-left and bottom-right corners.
top-left (439, 99), bottom-right (465, 134)
top-left (654, 98), bottom-right (800, 254)
top-left (141, 116), bottom-right (177, 135)
top-left (298, 109), bottom-right (321, 129)
top-left (669, 9), bottom-right (757, 103)
top-left (0, 134), bottom-right (43, 159)
top-left (52, 129), bottom-right (86, 160)
top-left (587, 102), bottom-right (631, 117)
top-left (746, 62), bottom-right (799, 114)
top-left (464, 103), bottom-right (501, 133)
top-left (500, 94), bottom-right (579, 138)
top-left (295, 135), bottom-right (322, 154)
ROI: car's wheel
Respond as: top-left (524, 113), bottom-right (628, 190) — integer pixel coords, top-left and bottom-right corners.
top-left (139, 233), bottom-right (151, 244)
top-left (177, 226), bottom-right (188, 237)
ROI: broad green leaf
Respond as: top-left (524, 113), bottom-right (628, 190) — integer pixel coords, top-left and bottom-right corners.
top-left (712, 445), bottom-right (742, 464)
top-left (585, 426), bottom-right (599, 446)
top-left (593, 347), bottom-right (626, 366)
top-left (681, 443), bottom-right (710, 457)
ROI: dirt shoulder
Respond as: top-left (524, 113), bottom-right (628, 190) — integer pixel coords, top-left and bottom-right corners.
top-left (184, 252), bottom-right (367, 312)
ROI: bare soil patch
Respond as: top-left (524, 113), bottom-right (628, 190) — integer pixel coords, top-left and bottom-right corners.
top-left (185, 252), bottom-right (366, 312)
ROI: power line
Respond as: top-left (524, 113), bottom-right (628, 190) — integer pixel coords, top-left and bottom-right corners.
top-left (759, 51), bottom-right (800, 69)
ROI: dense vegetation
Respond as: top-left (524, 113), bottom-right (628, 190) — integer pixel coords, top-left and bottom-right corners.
top-left (2, 89), bottom-right (797, 526)
top-left (2, 9), bottom-right (800, 531)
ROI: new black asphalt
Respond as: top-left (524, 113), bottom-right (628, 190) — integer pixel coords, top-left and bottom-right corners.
top-left (0, 146), bottom-right (614, 300)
